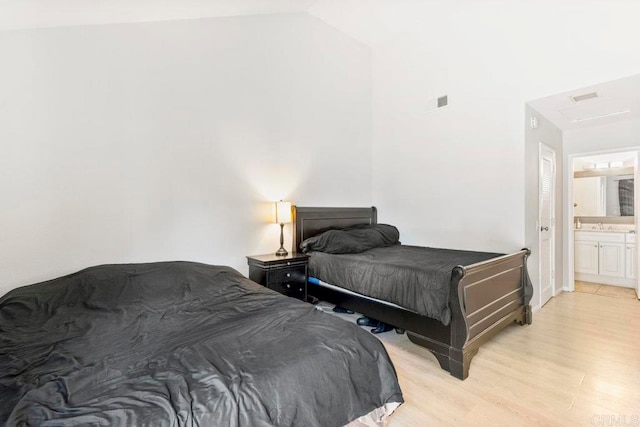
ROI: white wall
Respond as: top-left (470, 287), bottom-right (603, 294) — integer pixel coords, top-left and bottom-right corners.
top-left (371, 9), bottom-right (528, 252)
top-left (0, 13), bottom-right (372, 296)
top-left (563, 119), bottom-right (640, 155)
top-left (370, 0), bottom-right (640, 266)
top-left (525, 105), bottom-right (564, 309)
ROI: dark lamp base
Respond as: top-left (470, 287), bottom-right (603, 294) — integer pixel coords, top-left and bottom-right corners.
top-left (275, 222), bottom-right (288, 256)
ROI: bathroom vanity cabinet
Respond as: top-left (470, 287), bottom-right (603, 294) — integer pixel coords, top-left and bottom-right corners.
top-left (575, 231), bottom-right (636, 286)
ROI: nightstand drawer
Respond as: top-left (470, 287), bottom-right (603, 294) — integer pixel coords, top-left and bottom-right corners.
top-left (268, 281), bottom-right (306, 299)
top-left (267, 266), bottom-right (306, 285)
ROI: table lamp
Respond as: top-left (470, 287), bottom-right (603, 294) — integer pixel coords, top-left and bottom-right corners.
top-left (275, 201), bottom-right (292, 256)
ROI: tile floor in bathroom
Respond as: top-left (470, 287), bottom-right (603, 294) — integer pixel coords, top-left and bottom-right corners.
top-left (574, 280), bottom-right (638, 299)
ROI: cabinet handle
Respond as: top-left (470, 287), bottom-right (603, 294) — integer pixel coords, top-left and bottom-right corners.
top-left (287, 262), bottom-right (291, 266)
top-left (299, 288), bottom-right (303, 292)
top-left (594, 245), bottom-right (598, 248)
top-left (286, 284), bottom-right (290, 289)
top-left (286, 273), bottom-right (291, 278)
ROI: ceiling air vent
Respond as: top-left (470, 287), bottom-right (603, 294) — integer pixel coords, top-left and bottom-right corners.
top-left (571, 92), bottom-right (599, 103)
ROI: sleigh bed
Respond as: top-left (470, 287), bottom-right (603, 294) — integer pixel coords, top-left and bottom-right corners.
top-left (293, 206), bottom-right (533, 380)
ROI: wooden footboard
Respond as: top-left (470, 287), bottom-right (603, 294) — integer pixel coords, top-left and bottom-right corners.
top-left (407, 248), bottom-right (532, 379)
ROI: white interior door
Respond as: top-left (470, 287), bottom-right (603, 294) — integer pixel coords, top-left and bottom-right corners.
top-left (539, 144), bottom-right (556, 307)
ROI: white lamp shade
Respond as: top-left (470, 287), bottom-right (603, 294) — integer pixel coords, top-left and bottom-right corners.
top-left (275, 201), bottom-right (292, 224)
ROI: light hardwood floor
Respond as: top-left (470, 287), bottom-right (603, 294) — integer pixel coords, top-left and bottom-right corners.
top-left (328, 291), bottom-right (640, 426)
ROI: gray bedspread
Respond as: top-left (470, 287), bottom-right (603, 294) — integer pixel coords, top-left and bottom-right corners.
top-left (0, 262), bottom-right (402, 426)
top-left (308, 245), bottom-right (503, 325)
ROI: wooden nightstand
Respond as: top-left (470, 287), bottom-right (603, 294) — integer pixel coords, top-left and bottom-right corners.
top-left (247, 253), bottom-right (309, 301)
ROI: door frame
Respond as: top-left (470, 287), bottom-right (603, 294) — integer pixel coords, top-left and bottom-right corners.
top-left (565, 148), bottom-right (640, 297)
top-left (538, 143), bottom-right (556, 308)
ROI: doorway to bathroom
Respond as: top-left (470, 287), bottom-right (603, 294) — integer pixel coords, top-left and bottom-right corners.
top-left (526, 74), bottom-right (640, 305)
top-left (568, 149), bottom-right (639, 299)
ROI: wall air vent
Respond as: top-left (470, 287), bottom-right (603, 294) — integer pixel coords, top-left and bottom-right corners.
top-left (426, 95), bottom-right (449, 112)
top-left (570, 92), bottom-right (599, 103)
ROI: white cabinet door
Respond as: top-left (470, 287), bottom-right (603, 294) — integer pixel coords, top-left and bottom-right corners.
top-left (626, 244), bottom-right (636, 279)
top-left (575, 241), bottom-right (599, 275)
top-left (599, 242), bottom-right (625, 278)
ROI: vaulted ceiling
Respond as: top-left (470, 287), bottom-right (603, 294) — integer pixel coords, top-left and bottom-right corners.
top-left (0, 0), bottom-right (530, 45)
top-left (2, 0), bottom-right (639, 130)
top-left (0, 0), bottom-right (316, 31)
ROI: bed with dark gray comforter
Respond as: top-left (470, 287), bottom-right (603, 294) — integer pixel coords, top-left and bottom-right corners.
top-left (308, 246), bottom-right (503, 326)
top-left (294, 206), bottom-right (533, 380)
top-left (0, 262), bottom-right (403, 426)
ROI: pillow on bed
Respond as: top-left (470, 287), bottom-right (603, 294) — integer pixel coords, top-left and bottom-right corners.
top-left (300, 224), bottom-right (400, 254)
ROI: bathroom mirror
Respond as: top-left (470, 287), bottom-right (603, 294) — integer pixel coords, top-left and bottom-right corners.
top-left (574, 174), bottom-right (634, 217)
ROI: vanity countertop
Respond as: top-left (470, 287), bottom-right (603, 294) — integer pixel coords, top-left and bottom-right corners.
top-left (575, 228), bottom-right (635, 233)
top-left (574, 229), bottom-right (636, 243)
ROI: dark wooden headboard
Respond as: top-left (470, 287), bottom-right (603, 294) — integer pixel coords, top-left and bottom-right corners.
top-left (292, 206), bottom-right (378, 252)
